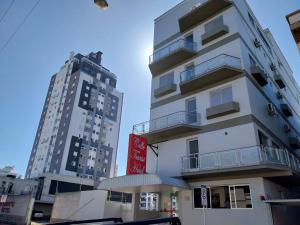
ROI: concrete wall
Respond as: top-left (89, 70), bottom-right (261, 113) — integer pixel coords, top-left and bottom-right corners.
top-left (51, 190), bottom-right (134, 222)
top-left (0, 194), bottom-right (34, 225)
top-left (156, 123), bottom-right (257, 177)
top-left (179, 177), bottom-right (273, 225)
top-left (0, 176), bottom-right (38, 196)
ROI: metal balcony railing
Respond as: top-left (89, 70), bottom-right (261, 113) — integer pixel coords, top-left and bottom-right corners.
top-left (180, 54), bottom-right (242, 83)
top-left (149, 39), bottom-right (197, 64)
top-left (182, 145), bottom-right (300, 173)
top-left (133, 111), bottom-right (201, 136)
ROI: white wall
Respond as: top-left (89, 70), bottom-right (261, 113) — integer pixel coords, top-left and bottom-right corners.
top-left (151, 76), bottom-right (251, 126)
top-left (179, 177), bottom-right (273, 225)
top-left (156, 123), bottom-right (257, 177)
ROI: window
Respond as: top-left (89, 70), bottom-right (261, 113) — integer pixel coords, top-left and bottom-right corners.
top-left (193, 185), bottom-right (252, 209)
top-left (188, 139), bottom-right (199, 169)
top-left (140, 192), bottom-right (159, 211)
top-left (159, 72), bottom-right (174, 88)
top-left (230, 185), bottom-right (252, 208)
top-left (210, 86), bottom-right (233, 107)
top-left (186, 98), bottom-right (197, 123)
top-left (211, 186), bottom-right (230, 208)
top-left (205, 16), bottom-right (224, 33)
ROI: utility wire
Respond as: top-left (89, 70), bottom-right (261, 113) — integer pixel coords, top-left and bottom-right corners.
top-left (0, 0), bottom-right (41, 55)
top-left (0, 0), bottom-right (15, 24)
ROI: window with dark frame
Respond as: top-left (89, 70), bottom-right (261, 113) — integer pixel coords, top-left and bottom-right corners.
top-left (159, 72), bottom-right (174, 88)
top-left (193, 185), bottom-right (252, 209)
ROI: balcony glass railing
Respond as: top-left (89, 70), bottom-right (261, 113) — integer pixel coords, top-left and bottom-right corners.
top-left (180, 54), bottom-right (242, 83)
top-left (149, 39), bottom-right (197, 64)
top-left (133, 111), bottom-right (201, 136)
top-left (182, 145), bottom-right (299, 173)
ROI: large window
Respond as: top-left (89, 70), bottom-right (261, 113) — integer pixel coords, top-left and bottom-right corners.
top-left (210, 86), bottom-right (233, 107)
top-left (230, 185), bottom-right (252, 208)
top-left (140, 192), bottom-right (159, 211)
top-left (211, 186), bottom-right (231, 208)
top-left (205, 16), bottom-right (224, 33)
top-left (193, 185), bottom-right (252, 209)
top-left (159, 72), bottom-right (174, 88)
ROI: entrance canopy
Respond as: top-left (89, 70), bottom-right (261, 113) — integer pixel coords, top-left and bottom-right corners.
top-left (264, 199), bottom-right (300, 206)
top-left (98, 174), bottom-right (190, 193)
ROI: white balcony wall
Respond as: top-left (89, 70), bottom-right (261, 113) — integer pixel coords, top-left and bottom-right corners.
top-left (151, 77), bottom-right (251, 126)
top-left (153, 1), bottom-right (240, 48)
top-left (156, 123), bottom-right (257, 177)
top-left (151, 39), bottom-right (244, 104)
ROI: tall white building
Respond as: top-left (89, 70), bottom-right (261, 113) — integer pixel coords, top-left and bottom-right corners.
top-left (25, 51), bottom-right (123, 182)
top-left (99, 0), bottom-right (300, 224)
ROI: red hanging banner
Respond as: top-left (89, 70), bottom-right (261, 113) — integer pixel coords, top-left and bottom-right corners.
top-left (126, 134), bottom-right (147, 175)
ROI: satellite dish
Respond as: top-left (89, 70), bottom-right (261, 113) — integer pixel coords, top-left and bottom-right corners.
top-left (94, 0), bottom-right (109, 9)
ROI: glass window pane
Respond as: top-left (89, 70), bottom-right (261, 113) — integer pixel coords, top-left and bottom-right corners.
top-left (210, 186), bottom-right (230, 208)
top-left (234, 186), bottom-right (252, 208)
top-left (222, 87), bottom-right (233, 103)
top-left (210, 91), bottom-right (221, 106)
top-left (159, 72), bottom-right (174, 88)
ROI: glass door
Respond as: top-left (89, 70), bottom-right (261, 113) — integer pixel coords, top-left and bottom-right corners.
top-left (186, 98), bottom-right (197, 124)
top-left (188, 139), bottom-right (199, 169)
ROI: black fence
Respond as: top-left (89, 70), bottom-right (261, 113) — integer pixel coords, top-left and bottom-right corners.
top-left (45, 217), bottom-right (123, 225)
top-left (46, 217), bottom-right (181, 225)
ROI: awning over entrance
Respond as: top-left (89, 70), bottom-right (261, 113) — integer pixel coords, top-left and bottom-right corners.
top-left (264, 199), bottom-right (300, 206)
top-left (98, 174), bottom-right (190, 193)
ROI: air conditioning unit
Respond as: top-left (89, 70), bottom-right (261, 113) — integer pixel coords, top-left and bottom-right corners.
top-left (267, 103), bottom-right (276, 116)
top-left (270, 63), bottom-right (277, 71)
top-left (254, 38), bottom-right (261, 48)
top-left (276, 91), bottom-right (283, 99)
top-left (283, 124), bottom-right (291, 133)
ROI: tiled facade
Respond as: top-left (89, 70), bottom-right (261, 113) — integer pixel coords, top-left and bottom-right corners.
top-left (25, 51), bottom-right (123, 182)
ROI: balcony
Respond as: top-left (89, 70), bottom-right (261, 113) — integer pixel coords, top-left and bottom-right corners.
top-left (154, 84), bottom-right (177, 98)
top-left (149, 39), bottom-right (197, 76)
top-left (206, 101), bottom-right (240, 119)
top-left (179, 54), bottom-right (242, 94)
top-left (133, 111), bottom-right (201, 144)
top-left (202, 23), bottom-right (229, 45)
top-left (281, 104), bottom-right (293, 117)
top-left (182, 146), bottom-right (300, 178)
top-left (250, 65), bottom-right (268, 86)
top-left (274, 72), bottom-right (286, 89)
top-left (178, 0), bottom-right (233, 33)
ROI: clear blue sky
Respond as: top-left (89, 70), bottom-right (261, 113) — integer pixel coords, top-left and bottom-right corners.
top-left (0, 0), bottom-right (299, 177)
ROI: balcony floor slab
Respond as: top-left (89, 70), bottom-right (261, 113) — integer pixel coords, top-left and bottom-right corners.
top-left (182, 164), bottom-right (292, 180)
top-left (149, 49), bottom-right (197, 76)
top-left (142, 124), bottom-right (201, 144)
top-left (180, 66), bottom-right (242, 94)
